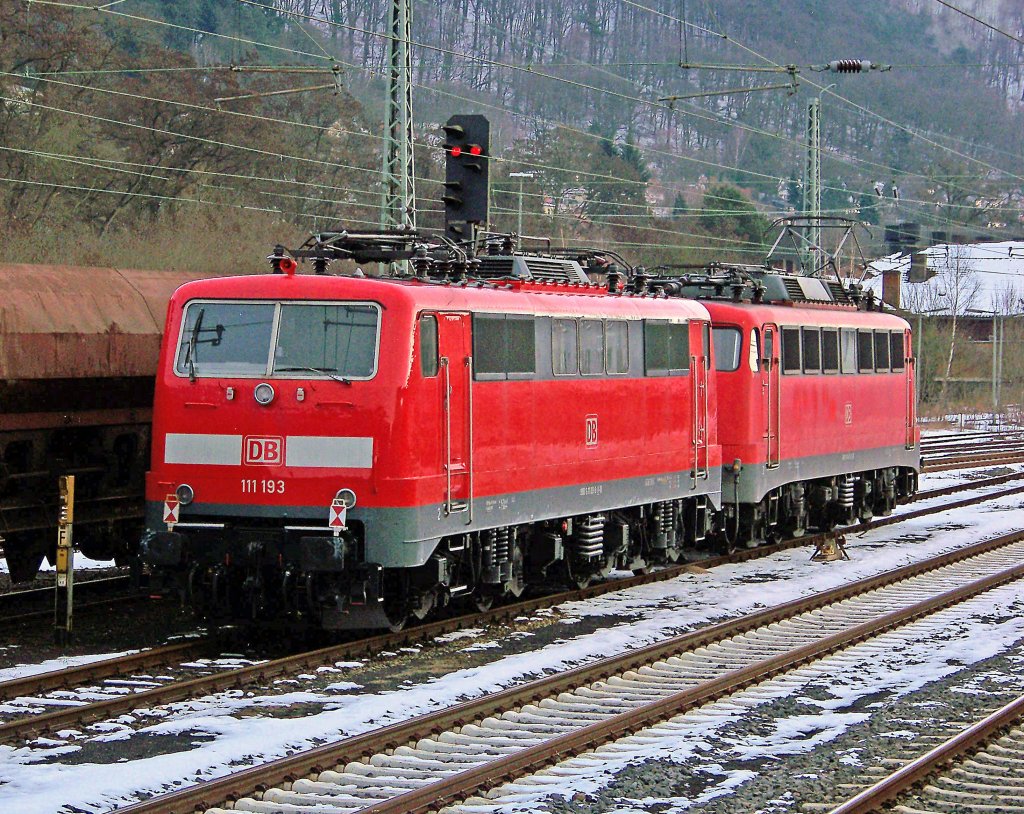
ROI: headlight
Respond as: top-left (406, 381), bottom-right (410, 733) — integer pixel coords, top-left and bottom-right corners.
top-left (175, 483), bottom-right (195, 505)
top-left (335, 488), bottom-right (357, 509)
top-left (254, 382), bottom-right (275, 405)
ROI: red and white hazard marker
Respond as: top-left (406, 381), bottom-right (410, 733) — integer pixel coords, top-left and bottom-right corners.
top-left (164, 494), bottom-right (180, 525)
top-left (329, 498), bottom-right (347, 530)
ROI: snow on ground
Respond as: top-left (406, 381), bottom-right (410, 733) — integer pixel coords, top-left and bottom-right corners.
top-left (464, 583), bottom-right (1024, 814)
top-left (0, 552), bottom-right (115, 575)
top-left (1, 464), bottom-right (1023, 813)
top-left (0, 651), bottom-right (138, 685)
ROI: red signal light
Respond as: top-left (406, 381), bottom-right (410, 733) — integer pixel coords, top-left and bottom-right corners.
top-left (450, 145), bottom-right (462, 158)
top-left (469, 144), bottom-right (483, 156)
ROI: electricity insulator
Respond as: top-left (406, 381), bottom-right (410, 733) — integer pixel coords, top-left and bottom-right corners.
top-left (829, 60), bottom-right (871, 73)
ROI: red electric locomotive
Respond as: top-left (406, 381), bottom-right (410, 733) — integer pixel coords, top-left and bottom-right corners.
top-left (141, 245), bottom-right (723, 629)
top-left (688, 269), bottom-right (919, 546)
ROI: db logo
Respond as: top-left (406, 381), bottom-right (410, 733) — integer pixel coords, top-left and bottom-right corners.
top-left (585, 414), bottom-right (599, 447)
top-left (244, 435), bottom-right (284, 465)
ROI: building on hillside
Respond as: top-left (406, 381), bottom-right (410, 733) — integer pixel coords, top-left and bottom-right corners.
top-left (862, 242), bottom-right (1024, 408)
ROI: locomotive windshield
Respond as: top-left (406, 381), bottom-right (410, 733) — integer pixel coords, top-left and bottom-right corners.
top-left (175, 300), bottom-right (380, 379)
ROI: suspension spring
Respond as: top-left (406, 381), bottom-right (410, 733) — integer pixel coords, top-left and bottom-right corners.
top-left (572, 515), bottom-right (606, 559)
top-left (838, 477), bottom-right (855, 509)
top-left (493, 527), bottom-right (510, 564)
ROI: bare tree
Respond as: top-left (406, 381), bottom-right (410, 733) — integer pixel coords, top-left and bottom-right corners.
top-left (935, 245), bottom-right (982, 408)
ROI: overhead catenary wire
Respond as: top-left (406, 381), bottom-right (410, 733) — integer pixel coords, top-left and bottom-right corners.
top-left (23, 0), bottom-right (1012, 222)
top-left (11, 0), bottom-right (1020, 248)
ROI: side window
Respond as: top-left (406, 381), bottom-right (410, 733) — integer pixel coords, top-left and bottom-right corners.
top-left (580, 319), bottom-right (604, 375)
top-left (712, 327), bottom-right (742, 372)
top-left (782, 327), bottom-right (801, 373)
top-left (419, 314), bottom-right (438, 377)
top-left (644, 320), bottom-right (689, 375)
top-left (857, 330), bottom-right (874, 373)
top-left (802, 328), bottom-right (821, 373)
top-left (507, 316), bottom-right (536, 375)
top-left (605, 320), bottom-right (629, 374)
top-left (552, 319), bottom-right (578, 375)
top-left (473, 314), bottom-right (536, 378)
top-left (474, 315), bottom-right (506, 376)
top-left (874, 330), bottom-right (891, 372)
top-left (822, 329), bottom-right (839, 374)
top-left (840, 328), bottom-right (857, 374)
top-left (670, 323), bottom-right (690, 371)
top-left (890, 331), bottom-right (905, 371)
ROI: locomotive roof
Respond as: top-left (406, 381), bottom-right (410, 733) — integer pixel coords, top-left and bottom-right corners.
top-left (701, 297), bottom-right (912, 330)
top-left (169, 272), bottom-right (714, 320)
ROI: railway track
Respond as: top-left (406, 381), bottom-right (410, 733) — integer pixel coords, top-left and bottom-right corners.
top-left (920, 432), bottom-right (1024, 472)
top-left (2, 469), bottom-right (1023, 747)
top-left (111, 528), bottom-right (1024, 814)
top-left (0, 573), bottom-right (139, 627)
top-left (823, 692), bottom-right (1024, 814)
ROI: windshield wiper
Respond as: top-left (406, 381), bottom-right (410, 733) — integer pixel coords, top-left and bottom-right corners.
top-left (185, 308), bottom-right (205, 383)
top-left (275, 365), bottom-right (352, 385)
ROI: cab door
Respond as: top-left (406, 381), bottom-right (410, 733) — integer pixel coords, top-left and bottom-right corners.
top-left (905, 328), bottom-right (916, 449)
top-left (762, 323), bottom-right (781, 468)
top-left (437, 313), bottom-right (472, 519)
top-left (690, 320), bottom-right (710, 487)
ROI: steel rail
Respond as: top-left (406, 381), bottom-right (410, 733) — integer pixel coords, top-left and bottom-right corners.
top-left (0, 640), bottom-right (213, 703)
top-left (5, 479), bottom-right (1024, 745)
top-left (353, 561), bottom-right (1024, 814)
top-left (112, 528), bottom-right (1024, 814)
top-left (825, 692), bottom-right (1024, 814)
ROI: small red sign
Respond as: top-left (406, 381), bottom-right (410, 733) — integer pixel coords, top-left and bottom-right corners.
top-left (329, 499), bottom-right (347, 529)
top-left (163, 494), bottom-right (180, 525)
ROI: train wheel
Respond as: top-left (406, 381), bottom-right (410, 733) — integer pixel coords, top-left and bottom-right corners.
top-left (384, 609), bottom-right (408, 633)
top-left (470, 591), bottom-right (495, 612)
top-left (4, 545), bottom-right (44, 584)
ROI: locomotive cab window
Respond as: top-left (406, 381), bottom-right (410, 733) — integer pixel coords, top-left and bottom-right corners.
top-left (176, 301), bottom-right (275, 377)
top-left (419, 314), bottom-right (439, 377)
top-left (712, 327), bottom-right (742, 372)
top-left (644, 320), bottom-right (689, 376)
top-left (802, 328), bottom-right (821, 374)
top-left (175, 300), bottom-right (381, 380)
top-left (873, 330), bottom-right (891, 372)
top-left (857, 330), bottom-right (875, 373)
top-left (472, 314), bottom-right (536, 380)
top-left (274, 304), bottom-right (379, 379)
top-left (782, 327), bottom-right (801, 373)
top-left (890, 331), bottom-right (905, 371)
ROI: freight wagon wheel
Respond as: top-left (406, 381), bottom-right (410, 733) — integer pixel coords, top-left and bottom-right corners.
top-left (3, 543), bottom-right (45, 585)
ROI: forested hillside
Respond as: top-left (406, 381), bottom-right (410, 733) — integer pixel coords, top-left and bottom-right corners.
top-left (1, 0), bottom-right (1022, 270)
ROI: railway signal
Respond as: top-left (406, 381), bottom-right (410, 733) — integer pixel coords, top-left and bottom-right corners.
top-left (54, 475), bottom-right (75, 645)
top-left (442, 114), bottom-right (489, 238)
